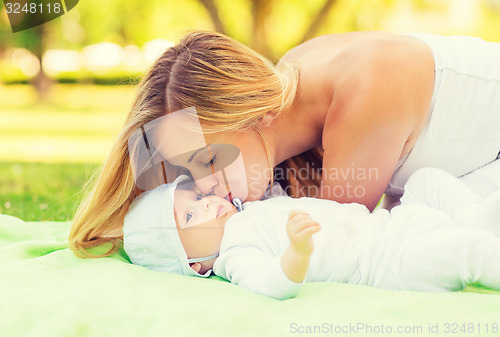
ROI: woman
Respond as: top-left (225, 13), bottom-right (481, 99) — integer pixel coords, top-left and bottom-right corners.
top-left (69, 30), bottom-right (500, 258)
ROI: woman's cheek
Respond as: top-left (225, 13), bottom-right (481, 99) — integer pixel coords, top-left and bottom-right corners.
top-left (225, 153), bottom-right (247, 180)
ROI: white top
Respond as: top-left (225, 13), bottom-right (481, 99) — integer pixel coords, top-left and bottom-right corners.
top-left (213, 196), bottom-right (390, 300)
top-left (386, 33), bottom-right (500, 197)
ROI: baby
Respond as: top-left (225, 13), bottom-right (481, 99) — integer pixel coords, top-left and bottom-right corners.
top-left (123, 167), bottom-right (500, 300)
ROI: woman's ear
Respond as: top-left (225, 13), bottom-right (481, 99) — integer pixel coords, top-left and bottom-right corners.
top-left (258, 112), bottom-right (276, 128)
top-left (189, 262), bottom-right (202, 273)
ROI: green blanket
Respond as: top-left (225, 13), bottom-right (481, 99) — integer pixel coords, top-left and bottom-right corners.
top-left (1, 214), bottom-right (499, 337)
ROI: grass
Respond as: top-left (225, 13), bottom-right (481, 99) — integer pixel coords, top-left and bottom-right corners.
top-left (0, 161), bottom-right (99, 221)
top-left (0, 83), bottom-right (133, 221)
top-left (0, 84), bottom-right (134, 163)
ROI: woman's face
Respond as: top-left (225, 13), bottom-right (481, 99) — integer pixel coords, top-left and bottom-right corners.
top-left (155, 112), bottom-right (272, 202)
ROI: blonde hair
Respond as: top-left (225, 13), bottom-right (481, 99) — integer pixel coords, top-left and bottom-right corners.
top-left (69, 30), bottom-right (299, 258)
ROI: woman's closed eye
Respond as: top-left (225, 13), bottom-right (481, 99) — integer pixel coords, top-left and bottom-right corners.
top-left (202, 154), bottom-right (217, 168)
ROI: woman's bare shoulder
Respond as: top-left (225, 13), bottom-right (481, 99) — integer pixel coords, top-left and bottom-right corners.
top-left (280, 31), bottom-right (406, 60)
top-left (282, 31), bottom-right (434, 151)
top-left (324, 32), bottom-right (434, 121)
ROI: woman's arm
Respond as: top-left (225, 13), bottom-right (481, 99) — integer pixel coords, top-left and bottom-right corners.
top-left (320, 65), bottom-right (415, 211)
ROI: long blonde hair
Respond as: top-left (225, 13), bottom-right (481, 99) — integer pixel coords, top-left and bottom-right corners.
top-left (69, 30), bottom-right (299, 258)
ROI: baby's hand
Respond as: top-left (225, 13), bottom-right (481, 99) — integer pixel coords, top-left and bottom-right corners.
top-left (286, 210), bottom-right (321, 256)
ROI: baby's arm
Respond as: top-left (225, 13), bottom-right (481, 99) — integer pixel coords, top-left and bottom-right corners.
top-left (213, 210), bottom-right (321, 300)
top-left (281, 210), bottom-right (321, 283)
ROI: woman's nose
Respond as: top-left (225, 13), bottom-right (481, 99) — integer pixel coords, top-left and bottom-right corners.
top-left (195, 173), bottom-right (224, 197)
top-left (194, 174), bottom-right (215, 194)
top-left (213, 183), bottom-right (230, 200)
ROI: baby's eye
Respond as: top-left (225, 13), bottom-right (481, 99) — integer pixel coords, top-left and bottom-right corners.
top-left (195, 194), bottom-right (202, 201)
top-left (186, 211), bottom-right (193, 223)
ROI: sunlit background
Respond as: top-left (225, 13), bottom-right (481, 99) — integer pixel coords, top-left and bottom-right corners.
top-left (1, 0), bottom-right (500, 220)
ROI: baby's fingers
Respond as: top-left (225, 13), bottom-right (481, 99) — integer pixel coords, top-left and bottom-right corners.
top-left (290, 222), bottom-right (321, 255)
top-left (290, 219), bottom-right (321, 239)
top-left (288, 210), bottom-right (309, 222)
top-left (287, 212), bottom-right (311, 228)
top-left (295, 221), bottom-right (321, 237)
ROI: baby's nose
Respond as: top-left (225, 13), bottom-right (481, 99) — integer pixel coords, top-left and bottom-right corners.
top-left (198, 197), bottom-right (210, 211)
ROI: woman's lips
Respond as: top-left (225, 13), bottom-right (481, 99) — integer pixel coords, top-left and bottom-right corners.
top-left (223, 192), bottom-right (233, 203)
top-left (217, 205), bottom-right (224, 218)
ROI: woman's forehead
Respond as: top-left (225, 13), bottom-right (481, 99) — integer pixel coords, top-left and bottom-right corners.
top-left (155, 114), bottom-right (209, 158)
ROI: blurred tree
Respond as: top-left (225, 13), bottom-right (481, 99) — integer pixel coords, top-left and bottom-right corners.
top-left (1, 0), bottom-right (404, 91)
top-left (7, 22), bottom-right (54, 101)
top-left (195, 0), bottom-right (398, 59)
top-left (198, 0), bottom-right (227, 35)
top-left (30, 24), bottom-right (52, 101)
top-left (250, 0), bottom-right (273, 57)
top-left (299, 0), bottom-right (338, 43)
top-left (479, 0), bottom-right (500, 42)
top-left (195, 0), bottom-right (340, 58)
top-left (485, 0), bottom-right (500, 11)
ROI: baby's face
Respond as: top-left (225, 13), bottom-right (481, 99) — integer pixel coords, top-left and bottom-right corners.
top-left (174, 189), bottom-right (237, 229)
top-left (173, 189), bottom-right (238, 272)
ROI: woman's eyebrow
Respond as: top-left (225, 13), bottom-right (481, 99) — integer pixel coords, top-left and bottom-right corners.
top-left (187, 147), bottom-right (206, 163)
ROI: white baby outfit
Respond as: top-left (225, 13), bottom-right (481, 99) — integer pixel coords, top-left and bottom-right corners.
top-left (213, 168), bottom-right (500, 300)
